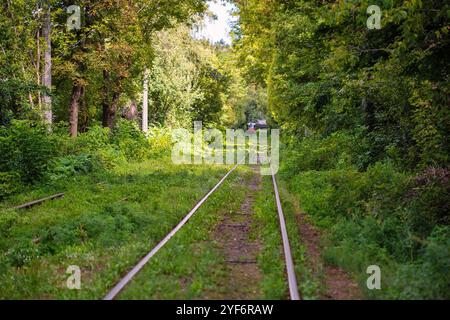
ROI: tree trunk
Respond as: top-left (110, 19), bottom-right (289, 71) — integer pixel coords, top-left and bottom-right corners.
top-left (79, 88), bottom-right (88, 133)
top-left (125, 100), bottom-right (138, 121)
top-left (142, 67), bottom-right (149, 132)
top-left (69, 85), bottom-right (84, 138)
top-left (42, 1), bottom-right (52, 128)
top-left (22, 64), bottom-right (34, 108)
top-left (107, 92), bottom-right (120, 130)
top-left (36, 27), bottom-right (42, 109)
top-left (102, 68), bottom-right (122, 130)
top-left (102, 70), bottom-right (110, 128)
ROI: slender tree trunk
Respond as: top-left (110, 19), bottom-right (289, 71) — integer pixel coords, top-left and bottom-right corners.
top-left (107, 92), bottom-right (120, 130)
top-left (125, 100), bottom-right (138, 121)
top-left (36, 27), bottom-right (42, 109)
top-left (42, 1), bottom-right (52, 128)
top-left (102, 70), bottom-right (110, 128)
top-left (102, 69), bottom-right (122, 130)
top-left (22, 64), bottom-right (34, 108)
top-left (69, 85), bottom-right (83, 137)
top-left (142, 67), bottom-right (149, 132)
top-left (79, 88), bottom-right (88, 132)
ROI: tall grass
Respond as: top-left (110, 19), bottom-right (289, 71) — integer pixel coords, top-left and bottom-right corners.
top-left (280, 131), bottom-right (450, 299)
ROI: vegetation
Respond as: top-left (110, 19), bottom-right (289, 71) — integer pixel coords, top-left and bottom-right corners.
top-left (234, 0), bottom-right (449, 299)
top-left (0, 159), bottom-right (236, 299)
top-left (254, 176), bottom-right (319, 299)
top-left (117, 166), bottom-right (251, 300)
top-left (1, 0), bottom-right (448, 300)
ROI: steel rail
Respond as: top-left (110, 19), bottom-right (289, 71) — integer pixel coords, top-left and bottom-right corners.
top-left (103, 164), bottom-right (240, 300)
top-left (271, 169), bottom-right (301, 300)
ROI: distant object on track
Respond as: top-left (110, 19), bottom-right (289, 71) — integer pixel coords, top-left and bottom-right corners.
top-left (247, 119), bottom-right (268, 133)
top-left (255, 119), bottom-right (268, 129)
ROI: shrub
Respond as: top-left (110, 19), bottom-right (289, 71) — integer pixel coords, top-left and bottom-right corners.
top-left (404, 167), bottom-right (450, 238)
top-left (147, 127), bottom-right (173, 158)
top-left (286, 152), bottom-right (449, 298)
top-left (47, 154), bottom-right (97, 181)
top-left (0, 171), bottom-right (20, 200)
top-left (280, 130), bottom-right (363, 176)
top-left (5, 239), bottom-right (40, 268)
top-left (37, 204), bottom-right (148, 255)
top-left (94, 145), bottom-right (126, 169)
top-left (72, 125), bottom-right (110, 153)
top-left (386, 226), bottom-right (450, 299)
top-left (0, 120), bottom-right (58, 184)
top-left (111, 120), bottom-right (151, 161)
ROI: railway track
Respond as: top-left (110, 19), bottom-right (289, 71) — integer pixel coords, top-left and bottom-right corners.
top-left (103, 163), bottom-right (300, 300)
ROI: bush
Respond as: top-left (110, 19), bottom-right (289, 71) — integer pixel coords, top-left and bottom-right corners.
top-left (47, 154), bottom-right (97, 181)
top-left (94, 145), bottom-right (126, 169)
top-left (386, 226), bottom-right (450, 299)
top-left (5, 239), bottom-right (40, 268)
top-left (284, 146), bottom-right (449, 298)
top-left (0, 171), bottom-right (20, 201)
top-left (287, 162), bottom-right (409, 223)
top-left (111, 120), bottom-right (151, 161)
top-left (0, 120), bottom-right (58, 184)
top-left (72, 125), bottom-right (110, 153)
top-left (0, 120), bottom-right (161, 200)
top-left (280, 130), bottom-right (364, 176)
top-left (147, 127), bottom-right (173, 158)
top-left (37, 204), bottom-right (149, 255)
top-left (404, 167), bottom-right (450, 238)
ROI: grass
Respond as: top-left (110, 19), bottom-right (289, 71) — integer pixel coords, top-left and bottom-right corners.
top-left (252, 175), bottom-right (316, 299)
top-left (0, 156), bottom-right (312, 300)
top-left (0, 159), bottom-right (234, 299)
top-left (117, 166), bottom-right (254, 299)
top-left (281, 164), bottom-right (450, 300)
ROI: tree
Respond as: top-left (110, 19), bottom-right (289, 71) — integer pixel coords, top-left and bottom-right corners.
top-left (0, 0), bottom-right (41, 124)
top-left (145, 25), bottom-right (230, 128)
top-left (142, 67), bottom-right (149, 133)
top-left (52, 0), bottom-right (208, 135)
top-left (234, 0), bottom-right (450, 169)
top-left (42, 0), bottom-right (52, 128)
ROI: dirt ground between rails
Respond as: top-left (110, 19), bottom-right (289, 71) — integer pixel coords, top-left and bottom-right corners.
top-left (205, 166), bottom-right (263, 299)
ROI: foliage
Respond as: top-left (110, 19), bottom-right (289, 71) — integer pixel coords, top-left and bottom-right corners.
top-left (147, 26), bottom-right (232, 128)
top-left (146, 127), bottom-right (173, 158)
top-left (71, 125), bottom-right (111, 153)
top-left (0, 0), bottom-right (42, 125)
top-left (236, 0), bottom-right (450, 169)
top-left (0, 121), bottom-right (57, 185)
top-left (111, 120), bottom-right (151, 161)
top-left (235, 0), bottom-right (450, 299)
top-left (282, 145), bottom-right (449, 298)
top-left (280, 131), bottom-right (364, 176)
top-left (0, 161), bottom-right (233, 299)
top-left (1, 0), bottom-right (448, 301)
top-left (386, 226), bottom-right (450, 300)
top-left (47, 154), bottom-right (96, 181)
top-left (0, 120), bottom-right (161, 200)
top-left (0, 172), bottom-right (21, 201)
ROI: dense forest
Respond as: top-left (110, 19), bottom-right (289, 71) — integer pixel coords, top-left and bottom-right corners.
top-left (0, 0), bottom-right (449, 300)
top-left (234, 0), bottom-right (449, 299)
